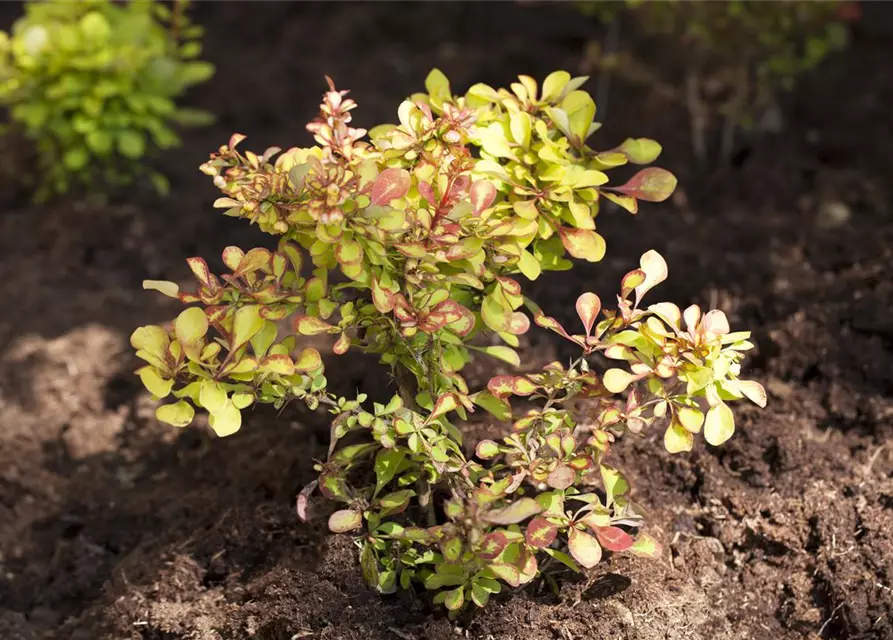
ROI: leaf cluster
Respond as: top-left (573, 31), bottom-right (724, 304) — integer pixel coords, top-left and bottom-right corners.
top-left (0, 0), bottom-right (215, 201)
top-left (131, 70), bottom-right (763, 614)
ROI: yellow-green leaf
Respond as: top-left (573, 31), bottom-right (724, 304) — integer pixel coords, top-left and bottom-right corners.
top-left (143, 280), bottom-right (180, 298)
top-left (232, 305), bottom-right (264, 348)
top-left (130, 325), bottom-right (169, 356)
top-left (156, 401), bottom-right (194, 427)
top-left (138, 366), bottom-right (173, 398)
top-left (559, 228), bottom-right (606, 262)
top-left (704, 401), bottom-right (735, 446)
top-left (208, 400), bottom-right (242, 437)
top-left (174, 307), bottom-right (208, 345)
top-left (664, 421), bottom-right (693, 454)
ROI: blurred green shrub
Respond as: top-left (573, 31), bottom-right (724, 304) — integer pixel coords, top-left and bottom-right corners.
top-left (578, 0), bottom-right (857, 161)
top-left (0, 0), bottom-right (214, 201)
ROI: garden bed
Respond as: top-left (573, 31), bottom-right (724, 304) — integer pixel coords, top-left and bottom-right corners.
top-left (0, 3), bottom-right (891, 639)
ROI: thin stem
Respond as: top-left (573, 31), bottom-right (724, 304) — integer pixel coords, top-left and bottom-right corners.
top-left (596, 18), bottom-right (621, 122)
top-left (685, 68), bottom-right (708, 164)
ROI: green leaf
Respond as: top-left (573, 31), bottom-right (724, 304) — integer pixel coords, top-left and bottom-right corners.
top-left (425, 67), bottom-right (451, 103)
top-left (629, 532), bottom-right (662, 558)
top-left (360, 542), bottom-right (379, 587)
top-left (374, 449), bottom-right (406, 495)
top-left (704, 401), bottom-right (735, 446)
top-left (664, 421), bottom-right (693, 454)
top-left (138, 367), bottom-right (173, 398)
top-left (174, 307), bottom-right (208, 345)
top-left (294, 347), bottom-right (322, 373)
top-left (472, 391), bottom-right (512, 421)
top-left (199, 379), bottom-right (228, 413)
top-left (130, 325), bottom-right (169, 355)
top-left (561, 90), bottom-right (596, 143)
top-left (603, 368), bottom-right (637, 393)
top-left (142, 280), bottom-right (180, 298)
top-left (616, 138), bottom-right (662, 164)
top-left (475, 439), bottom-right (500, 460)
top-left (543, 548), bottom-right (581, 572)
top-left (600, 464), bottom-right (629, 506)
top-left (541, 70), bottom-right (571, 102)
top-left (232, 305), bottom-right (264, 348)
top-left (471, 345), bottom-right (520, 368)
top-left (516, 250), bottom-right (541, 280)
top-left (208, 400), bottom-right (242, 437)
top-left (117, 130), bottom-right (146, 159)
top-left (443, 586), bottom-right (465, 611)
top-left (79, 11), bottom-right (111, 41)
top-left (156, 401), bottom-right (194, 427)
top-left (63, 147), bottom-right (88, 171)
top-left (484, 497), bottom-right (542, 525)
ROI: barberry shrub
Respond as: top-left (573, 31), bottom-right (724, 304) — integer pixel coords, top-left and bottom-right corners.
top-left (131, 70), bottom-right (765, 614)
top-left (0, 0), bottom-right (214, 201)
top-left (577, 0), bottom-right (855, 161)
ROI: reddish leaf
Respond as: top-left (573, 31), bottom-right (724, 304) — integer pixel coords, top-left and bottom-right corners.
top-left (477, 531), bottom-right (508, 560)
top-left (594, 526), bottom-right (634, 552)
top-left (370, 168), bottom-right (411, 205)
top-left (296, 480), bottom-right (317, 522)
top-left (186, 257), bottom-right (212, 287)
top-left (525, 517), bottom-right (558, 549)
top-left (558, 227), bottom-right (606, 262)
top-left (333, 332), bottom-right (350, 355)
top-left (611, 167), bottom-right (677, 203)
top-left (235, 247), bottom-right (272, 276)
top-left (470, 180), bottom-right (497, 215)
top-left (507, 311), bottom-right (530, 335)
top-left (575, 292), bottom-right (601, 336)
top-left (546, 464), bottom-right (575, 490)
top-left (488, 375), bottom-right (517, 399)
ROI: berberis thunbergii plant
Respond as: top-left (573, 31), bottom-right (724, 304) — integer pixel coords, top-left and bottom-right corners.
top-left (0, 0), bottom-right (214, 201)
top-left (131, 70), bottom-right (766, 614)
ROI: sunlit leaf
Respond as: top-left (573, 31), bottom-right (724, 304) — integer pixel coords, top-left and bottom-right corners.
top-left (704, 401), bottom-right (735, 446)
top-left (328, 509), bottom-right (362, 533)
top-left (568, 528), bottom-right (602, 568)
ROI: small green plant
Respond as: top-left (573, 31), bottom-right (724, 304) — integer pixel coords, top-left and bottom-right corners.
top-left (131, 70), bottom-right (765, 614)
top-left (578, 0), bottom-right (857, 161)
top-left (0, 0), bottom-right (214, 201)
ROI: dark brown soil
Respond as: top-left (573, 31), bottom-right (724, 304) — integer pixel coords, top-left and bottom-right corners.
top-left (1, 2), bottom-right (891, 639)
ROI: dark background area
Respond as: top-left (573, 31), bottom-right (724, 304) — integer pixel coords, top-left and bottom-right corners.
top-left (0, 2), bottom-right (891, 639)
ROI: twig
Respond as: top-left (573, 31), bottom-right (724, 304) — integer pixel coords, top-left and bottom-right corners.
top-left (818, 602), bottom-right (845, 636)
top-left (863, 442), bottom-right (889, 475)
